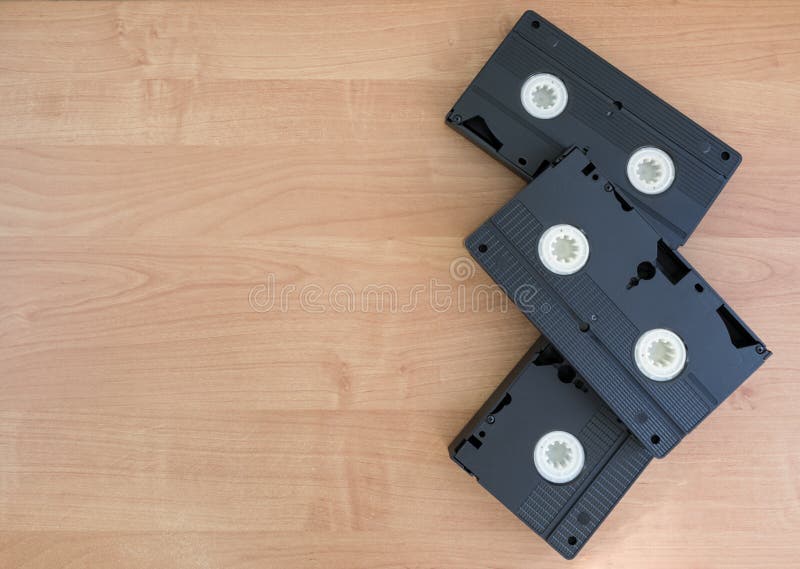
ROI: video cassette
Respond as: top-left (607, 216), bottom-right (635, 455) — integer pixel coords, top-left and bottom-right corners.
top-left (450, 337), bottom-right (651, 559)
top-left (446, 10), bottom-right (740, 248)
top-left (464, 148), bottom-right (770, 458)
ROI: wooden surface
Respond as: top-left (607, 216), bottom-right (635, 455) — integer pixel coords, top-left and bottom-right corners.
top-left (0, 1), bottom-right (798, 567)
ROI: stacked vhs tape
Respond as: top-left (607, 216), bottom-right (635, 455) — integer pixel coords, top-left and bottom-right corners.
top-left (446, 11), bottom-right (770, 559)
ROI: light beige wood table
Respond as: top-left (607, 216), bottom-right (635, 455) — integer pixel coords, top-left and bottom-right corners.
top-left (1, 2), bottom-right (798, 567)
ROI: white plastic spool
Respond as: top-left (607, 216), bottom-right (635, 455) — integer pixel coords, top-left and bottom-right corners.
top-left (533, 431), bottom-right (585, 484)
top-left (537, 224), bottom-right (590, 275)
top-left (626, 147), bottom-right (676, 195)
top-left (520, 73), bottom-right (569, 119)
top-left (634, 328), bottom-right (687, 381)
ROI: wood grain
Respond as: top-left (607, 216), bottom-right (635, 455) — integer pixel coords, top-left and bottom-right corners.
top-left (0, 1), bottom-right (798, 567)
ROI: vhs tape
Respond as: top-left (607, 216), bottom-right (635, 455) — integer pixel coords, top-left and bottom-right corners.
top-left (446, 10), bottom-right (741, 248)
top-left (450, 337), bottom-right (651, 559)
top-left (464, 148), bottom-right (770, 458)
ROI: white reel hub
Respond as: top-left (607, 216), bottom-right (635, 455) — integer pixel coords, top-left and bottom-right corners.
top-left (534, 430), bottom-right (585, 484)
top-left (626, 147), bottom-right (676, 195)
top-left (634, 328), bottom-right (687, 381)
top-left (538, 224), bottom-right (590, 275)
top-left (520, 73), bottom-right (568, 119)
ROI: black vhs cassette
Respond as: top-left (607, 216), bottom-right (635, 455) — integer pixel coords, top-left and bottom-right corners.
top-left (446, 10), bottom-right (740, 248)
top-left (450, 338), bottom-right (651, 559)
top-left (464, 148), bottom-right (770, 458)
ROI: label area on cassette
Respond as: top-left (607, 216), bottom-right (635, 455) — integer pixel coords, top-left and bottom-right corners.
top-left (450, 337), bottom-right (651, 559)
top-left (465, 148), bottom-right (770, 458)
top-left (446, 10), bottom-right (741, 248)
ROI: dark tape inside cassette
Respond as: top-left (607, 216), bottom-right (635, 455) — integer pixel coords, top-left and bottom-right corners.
top-left (446, 10), bottom-right (740, 248)
top-left (450, 337), bottom-right (651, 560)
top-left (465, 148), bottom-right (770, 458)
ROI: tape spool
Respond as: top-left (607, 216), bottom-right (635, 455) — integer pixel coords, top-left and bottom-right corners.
top-left (534, 431), bottom-right (585, 484)
top-left (626, 147), bottom-right (676, 195)
top-left (520, 73), bottom-right (569, 119)
top-left (537, 224), bottom-right (590, 275)
top-left (634, 328), bottom-right (687, 381)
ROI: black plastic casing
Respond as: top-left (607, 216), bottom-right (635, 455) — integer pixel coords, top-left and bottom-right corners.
top-left (465, 149), bottom-right (770, 458)
top-left (450, 337), bottom-right (651, 559)
top-left (447, 10), bottom-right (742, 249)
